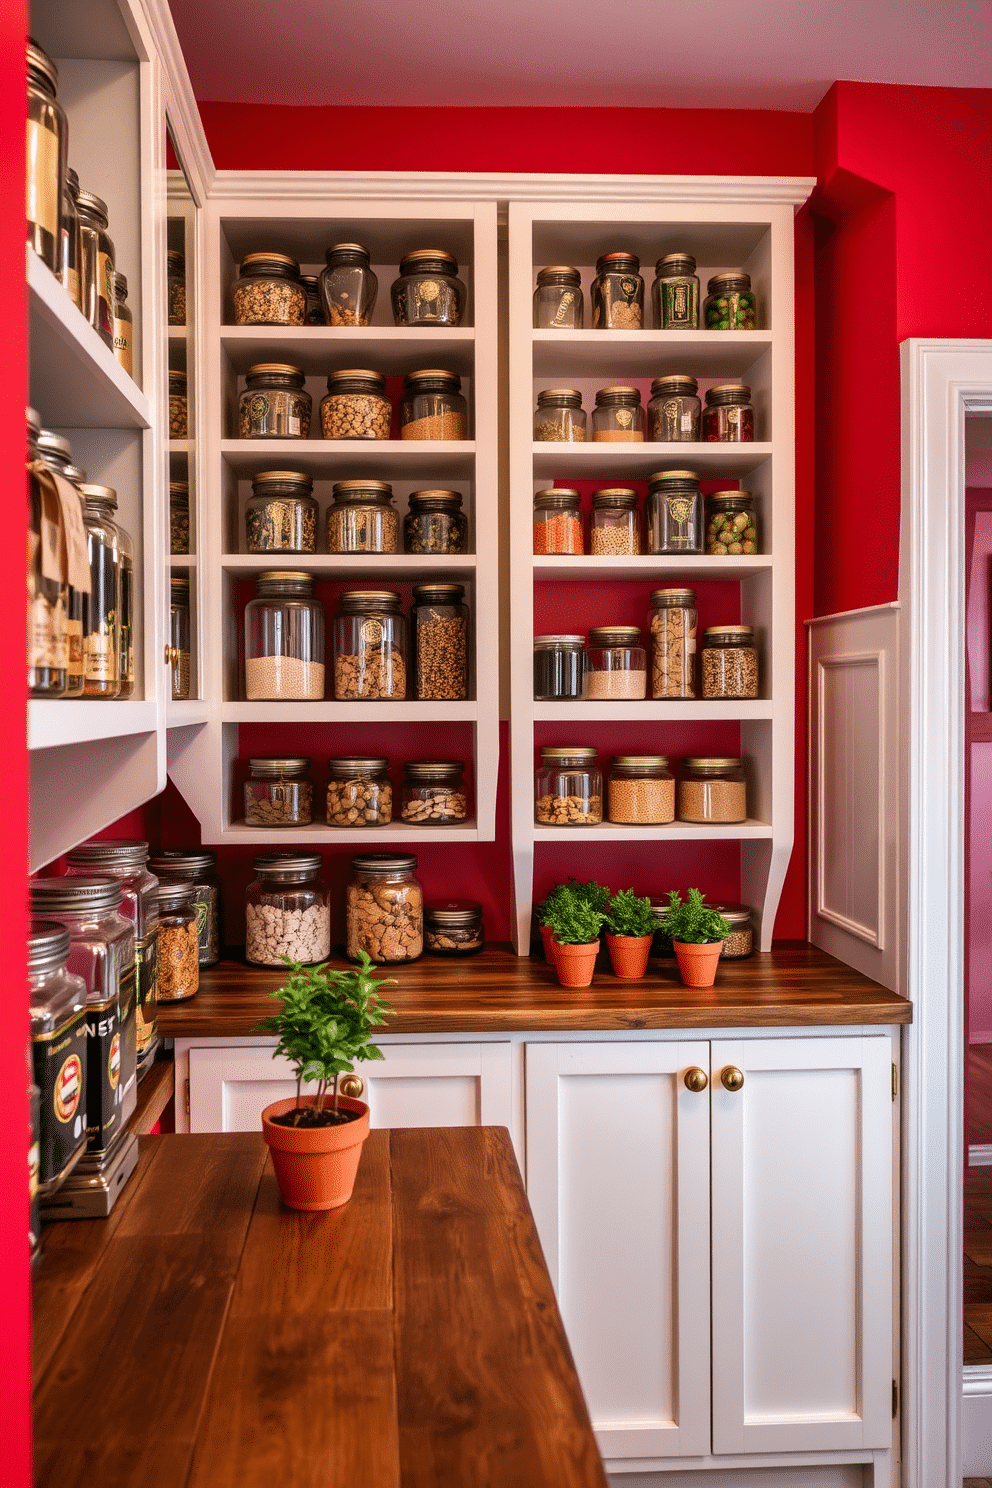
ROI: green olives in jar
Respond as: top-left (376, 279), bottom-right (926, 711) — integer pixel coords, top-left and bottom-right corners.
top-left (704, 271), bottom-right (757, 330)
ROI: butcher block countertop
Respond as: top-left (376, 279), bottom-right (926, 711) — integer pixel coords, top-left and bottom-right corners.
top-left (157, 941), bottom-right (911, 1039)
top-left (32, 1127), bottom-right (606, 1488)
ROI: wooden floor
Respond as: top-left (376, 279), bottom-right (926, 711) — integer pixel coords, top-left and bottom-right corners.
top-left (966, 1046), bottom-right (992, 1364)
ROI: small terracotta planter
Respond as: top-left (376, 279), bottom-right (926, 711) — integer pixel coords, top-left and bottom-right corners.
top-left (261, 1094), bottom-right (370, 1212)
top-left (673, 939), bottom-right (723, 988)
top-left (539, 923), bottom-right (557, 963)
top-left (605, 932), bottom-right (653, 980)
top-left (553, 939), bottom-right (600, 988)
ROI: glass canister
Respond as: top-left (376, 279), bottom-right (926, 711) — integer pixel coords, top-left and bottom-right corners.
top-left (700, 625), bottom-right (759, 698)
top-left (404, 490), bottom-right (467, 555)
top-left (36, 428), bottom-right (88, 698)
top-left (80, 483), bottom-right (133, 698)
top-left (677, 757), bottom-right (748, 823)
top-left (238, 363), bottom-right (311, 439)
top-left (649, 587), bottom-right (697, 698)
top-left (412, 582), bottom-right (469, 701)
top-left (533, 488), bottom-right (583, 554)
top-left (646, 469), bottom-right (703, 553)
top-left (534, 388), bottom-right (586, 443)
top-left (245, 470), bottom-right (317, 554)
top-left (147, 849), bottom-right (222, 968)
top-left (77, 190), bottom-right (115, 348)
top-left (607, 755), bottom-right (675, 825)
top-left (425, 901), bottom-right (485, 956)
top-left (78, 483), bottom-right (122, 699)
top-left (391, 250), bottom-right (465, 326)
top-left (29, 920), bottom-right (88, 1193)
top-left (327, 481), bottom-right (398, 553)
top-left (245, 571), bottom-right (325, 701)
top-left (153, 881), bottom-right (200, 1002)
top-left (533, 266), bottom-right (583, 330)
top-left (652, 253), bottom-right (700, 329)
top-left (704, 271), bottom-right (757, 330)
top-left (592, 385), bottom-right (645, 442)
top-left (703, 383), bottom-right (755, 442)
top-left (533, 634), bottom-right (584, 701)
top-left (244, 757), bottom-right (314, 828)
top-left (326, 757), bottom-right (392, 828)
top-left (713, 904), bottom-right (755, 958)
top-left (245, 853), bottom-right (330, 967)
top-left (59, 167), bottom-right (82, 309)
top-left (299, 274), bottom-right (324, 326)
top-left (399, 369), bottom-right (467, 440)
top-left (320, 243), bottom-right (377, 326)
top-left (28, 411), bottom-right (68, 698)
top-left (167, 250), bottom-right (186, 325)
top-left (400, 760), bottom-right (468, 823)
top-left (583, 626), bottom-right (647, 700)
top-left (169, 369), bottom-right (188, 438)
top-left (591, 252), bottom-right (643, 329)
top-left (170, 481), bottom-right (190, 554)
top-left (333, 589), bottom-right (406, 700)
top-left (648, 375), bottom-right (701, 442)
top-left (232, 251), bottom-right (306, 326)
top-left (319, 369), bottom-right (391, 440)
top-left (535, 746), bottom-right (602, 826)
top-left (170, 574), bottom-right (191, 700)
top-left (346, 853), bottom-right (423, 964)
top-left (590, 488), bottom-right (641, 555)
top-left (706, 490), bottom-right (759, 554)
top-left (26, 42), bottom-right (67, 275)
top-left (113, 273), bottom-right (133, 376)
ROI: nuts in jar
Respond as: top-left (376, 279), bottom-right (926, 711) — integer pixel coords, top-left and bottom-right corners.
top-left (534, 388), bottom-right (586, 442)
top-left (326, 481), bottom-right (398, 554)
top-left (319, 369), bottom-right (391, 440)
top-left (535, 746), bottom-right (602, 826)
top-left (238, 363), bottom-right (312, 439)
top-left (424, 900), bottom-right (485, 956)
top-left (169, 482), bottom-right (190, 554)
top-left (245, 853), bottom-right (330, 967)
top-left (333, 590), bottom-right (407, 700)
top-left (400, 760), bottom-right (468, 823)
top-left (232, 251), bottom-right (306, 326)
top-left (244, 757), bottom-right (314, 827)
top-left (346, 852), bottom-right (423, 964)
top-left (245, 470), bottom-right (317, 554)
top-left (326, 757), bottom-right (392, 828)
top-left (412, 582), bottom-right (468, 701)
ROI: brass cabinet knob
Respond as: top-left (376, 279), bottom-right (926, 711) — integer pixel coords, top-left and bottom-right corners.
top-left (683, 1067), bottom-right (709, 1093)
top-left (164, 644), bottom-right (179, 665)
top-left (339, 1075), bottom-right (364, 1099)
top-left (721, 1066), bottom-right (745, 1092)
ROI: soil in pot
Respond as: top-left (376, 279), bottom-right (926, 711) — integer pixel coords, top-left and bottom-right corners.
top-left (269, 1105), bottom-right (361, 1129)
top-left (262, 1094), bottom-right (370, 1211)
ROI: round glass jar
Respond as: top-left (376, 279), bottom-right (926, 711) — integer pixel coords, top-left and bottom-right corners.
top-left (170, 574), bottom-right (191, 701)
top-left (649, 587), bottom-right (697, 698)
top-left (77, 190), bottom-right (116, 349)
top-left (245, 571), bottom-right (325, 701)
top-left (79, 484), bottom-right (123, 699)
top-left (703, 383), bottom-right (754, 442)
top-left (648, 375), bottom-right (701, 442)
top-left (412, 582), bottom-right (468, 701)
top-left (534, 388), bottom-right (586, 442)
top-left (590, 488), bottom-right (641, 555)
top-left (583, 626), bottom-right (647, 700)
top-left (27, 43), bottom-right (67, 275)
top-left (244, 757), bottom-right (314, 828)
top-left (245, 853), bottom-right (330, 967)
top-left (646, 469), bottom-right (702, 553)
top-left (592, 386), bottom-right (644, 442)
top-left (652, 252), bottom-right (700, 330)
top-left (238, 363), bottom-right (311, 439)
top-left (533, 634), bottom-right (584, 701)
top-left (320, 243), bottom-right (377, 326)
top-left (167, 250), bottom-right (186, 326)
top-left (591, 252), bottom-right (643, 329)
top-left (28, 412), bottom-right (68, 698)
top-left (36, 429), bottom-right (87, 699)
top-left (299, 274), bottom-right (324, 326)
top-left (170, 481), bottom-right (190, 555)
top-left (425, 900), bottom-right (485, 957)
top-left (713, 904), bottom-right (755, 959)
top-left (326, 757), bottom-right (392, 828)
top-left (84, 484), bottom-right (134, 698)
top-left (153, 881), bottom-right (199, 1004)
top-left (401, 760), bottom-right (468, 824)
top-left (169, 369), bottom-right (188, 438)
top-left (146, 849), bottom-right (222, 968)
top-left (232, 252), bottom-right (305, 326)
top-left (404, 489), bottom-right (466, 555)
top-left (59, 167), bottom-right (82, 310)
top-left (607, 755), bottom-right (675, 825)
top-left (246, 470), bottom-right (317, 554)
top-left (29, 919), bottom-right (88, 1193)
top-left (113, 273), bottom-right (133, 376)
top-left (704, 271), bottom-right (757, 330)
top-left (677, 757), bottom-right (747, 823)
top-left (391, 250), bottom-right (465, 326)
top-left (533, 488), bottom-right (583, 555)
top-left (706, 490), bottom-right (759, 555)
top-left (700, 625), bottom-right (759, 699)
top-left (333, 590), bottom-right (407, 700)
top-left (319, 369), bottom-right (391, 440)
top-left (535, 746), bottom-right (602, 826)
top-left (346, 852), bottom-right (424, 964)
top-left (533, 266), bottom-right (583, 330)
top-left (399, 369), bottom-right (467, 440)
top-left (327, 481), bottom-right (398, 554)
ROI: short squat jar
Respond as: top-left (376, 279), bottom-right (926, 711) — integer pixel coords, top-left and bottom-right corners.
top-left (76, 190), bottom-right (115, 349)
top-left (245, 854), bottom-right (330, 968)
top-left (677, 757), bottom-right (748, 824)
top-left (649, 587), bottom-right (697, 698)
top-left (26, 42), bottom-right (67, 275)
top-left (319, 369), bottom-right (391, 440)
top-left (412, 583), bottom-right (468, 701)
top-left (590, 488), bottom-right (640, 556)
top-left (648, 375), bottom-right (701, 442)
top-left (346, 853), bottom-right (423, 964)
top-left (404, 489), bottom-right (466, 555)
top-left (706, 490), bottom-right (759, 554)
top-left (232, 252), bottom-right (305, 326)
top-left (169, 370), bottom-right (188, 438)
top-left (704, 271), bottom-right (757, 330)
top-left (246, 470), bottom-right (317, 554)
top-left (713, 904), bottom-right (755, 959)
top-left (170, 574), bottom-right (191, 700)
top-left (533, 488), bottom-right (583, 555)
top-left (400, 369), bottom-right (467, 440)
top-left (167, 250), bottom-right (186, 325)
top-left (401, 760), bottom-right (468, 824)
top-left (700, 625), bottom-right (759, 699)
top-left (239, 363), bottom-right (311, 439)
top-left (607, 755), bottom-right (675, 825)
top-left (424, 901), bottom-right (485, 957)
top-left (583, 626), bottom-right (647, 701)
top-left (703, 383), bottom-right (754, 442)
top-left (320, 243), bottom-right (377, 326)
top-left (391, 250), bottom-right (465, 326)
top-left (533, 634), bottom-right (584, 701)
top-left (592, 386), bottom-right (644, 442)
top-left (29, 919), bottom-right (88, 1193)
top-left (591, 252), bottom-right (643, 329)
top-left (535, 746), bottom-right (602, 827)
top-left (244, 757), bottom-right (314, 828)
top-left (534, 388), bottom-right (586, 442)
top-left (153, 881), bottom-right (199, 1004)
top-left (652, 253), bottom-right (700, 329)
top-left (326, 757), bottom-right (392, 828)
top-left (646, 469), bottom-right (702, 553)
top-left (244, 571), bottom-right (325, 701)
top-left (170, 482), bottom-right (190, 554)
top-left (333, 590), bottom-right (407, 700)
top-left (327, 480), bottom-right (398, 554)
top-left (533, 266), bottom-right (583, 330)
top-left (147, 849), bottom-right (222, 968)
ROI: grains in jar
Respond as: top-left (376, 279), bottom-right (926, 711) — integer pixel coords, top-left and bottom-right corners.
top-left (399, 369), bottom-right (467, 440)
top-left (319, 369), bottom-right (391, 440)
top-left (245, 471), bottom-right (317, 553)
top-left (404, 489), bottom-right (467, 554)
top-left (232, 252), bottom-right (306, 326)
top-left (412, 583), bottom-right (468, 701)
top-left (533, 488), bottom-right (583, 554)
top-left (703, 383), bottom-right (754, 442)
top-left (713, 904), bottom-right (755, 958)
top-left (326, 757), bottom-right (392, 828)
top-left (591, 252), bottom-right (643, 329)
top-left (535, 747), bottom-right (602, 826)
top-left (583, 626), bottom-right (646, 700)
top-left (607, 756), bottom-right (675, 824)
top-left (590, 488), bottom-right (641, 555)
top-left (391, 250), bottom-right (466, 326)
top-left (244, 572), bottom-right (325, 701)
top-left (649, 588), bottom-right (697, 698)
top-left (706, 490), bottom-right (759, 554)
top-left (153, 881), bottom-right (199, 1003)
top-left (147, 849), bottom-right (222, 968)
top-left (648, 375), bottom-right (701, 442)
top-left (534, 388), bottom-right (586, 442)
top-left (592, 385), bottom-right (644, 442)
top-left (244, 757), bottom-right (315, 826)
top-left (238, 364), bottom-right (312, 439)
top-left (700, 625), bottom-right (759, 698)
top-left (533, 266), bottom-right (583, 330)
top-left (677, 757), bottom-right (747, 823)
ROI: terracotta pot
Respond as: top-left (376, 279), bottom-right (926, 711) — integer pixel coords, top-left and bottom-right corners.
top-left (553, 939), bottom-right (600, 988)
top-left (673, 939), bottom-right (723, 988)
top-left (539, 923), bottom-right (557, 963)
top-left (261, 1093), bottom-right (370, 1212)
top-left (605, 932), bottom-right (653, 980)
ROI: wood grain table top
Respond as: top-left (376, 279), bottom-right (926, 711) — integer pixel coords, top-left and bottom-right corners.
top-left (33, 1128), bottom-right (606, 1488)
top-left (157, 941), bottom-right (912, 1039)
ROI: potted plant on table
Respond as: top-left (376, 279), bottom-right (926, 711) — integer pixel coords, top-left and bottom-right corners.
top-left (539, 878), bottom-right (610, 963)
top-left (661, 889), bottom-right (731, 988)
top-left (541, 884), bottom-right (608, 988)
top-left (257, 951), bottom-right (395, 1211)
top-left (603, 888), bottom-right (657, 980)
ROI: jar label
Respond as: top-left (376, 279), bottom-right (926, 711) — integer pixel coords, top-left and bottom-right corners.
top-left (552, 290), bottom-right (576, 325)
top-left (40, 467), bottom-right (91, 594)
top-left (62, 265), bottom-right (81, 309)
top-left (84, 991), bottom-right (121, 1152)
top-left (29, 587), bottom-right (68, 671)
top-left (288, 413), bottom-right (301, 435)
top-left (620, 277), bottom-right (638, 299)
top-left (35, 478), bottom-right (63, 584)
top-left (99, 252), bottom-right (115, 338)
top-left (664, 281), bottom-right (695, 326)
top-left (26, 119), bottom-right (59, 239)
top-left (67, 618), bottom-right (84, 677)
top-left (85, 630), bottom-right (118, 683)
top-left (134, 933), bottom-right (158, 1057)
top-left (32, 1008), bottom-right (88, 1185)
top-left (681, 413), bottom-right (695, 432)
top-left (615, 408), bottom-right (633, 428)
top-left (113, 320), bottom-right (132, 375)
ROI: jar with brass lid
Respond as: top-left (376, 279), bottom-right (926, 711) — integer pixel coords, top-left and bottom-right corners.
top-left (649, 587), bottom-right (697, 698)
top-left (583, 626), bottom-right (646, 700)
top-left (327, 480), bottom-right (398, 553)
top-left (533, 488), bottom-right (583, 555)
top-left (592, 386), bottom-right (644, 442)
top-left (704, 271), bottom-right (757, 330)
top-left (534, 388), bottom-right (586, 443)
top-left (146, 849), bottom-right (222, 968)
top-left (346, 853), bottom-right (423, 964)
top-left (700, 624), bottom-right (759, 698)
top-left (648, 375), bottom-right (701, 442)
top-left (299, 274), bottom-right (324, 326)
top-left (326, 757), bottom-right (392, 828)
top-left (607, 756), bottom-right (675, 824)
top-left (713, 904), bottom-right (755, 958)
top-left (425, 901), bottom-right (484, 956)
top-left (79, 484), bottom-right (134, 698)
top-left (412, 582), bottom-right (469, 700)
top-left (246, 470), bottom-right (317, 554)
top-left (238, 363), bottom-right (311, 439)
top-left (167, 250), bottom-right (186, 325)
top-left (28, 411), bottom-right (69, 698)
top-left (59, 167), bottom-right (82, 310)
top-left (646, 469), bottom-right (702, 553)
top-left (591, 252), bottom-right (643, 329)
top-left (391, 250), bottom-right (466, 326)
top-left (26, 42), bottom-right (67, 276)
top-left (400, 760), bottom-right (468, 823)
top-left (535, 746), bottom-right (602, 826)
top-left (77, 190), bottom-right (116, 348)
top-left (399, 369), bottom-right (467, 440)
top-left (677, 757), bottom-right (748, 823)
top-left (78, 484), bottom-right (123, 699)
top-left (170, 574), bottom-right (191, 700)
top-left (29, 919), bottom-right (88, 1193)
top-left (244, 757), bottom-right (314, 828)
top-left (169, 369), bottom-right (188, 438)
top-left (112, 273), bottom-right (132, 376)
top-left (232, 251), bottom-right (306, 326)
top-left (703, 383), bottom-right (754, 442)
top-left (533, 266), bottom-right (583, 329)
top-left (320, 369), bottom-right (391, 440)
top-left (320, 242), bottom-right (377, 326)
top-left (652, 253), bottom-right (700, 329)
top-left (245, 572), bottom-right (325, 701)
top-left (404, 490), bottom-right (467, 555)
top-left (590, 488), bottom-right (640, 555)
top-left (333, 590), bottom-right (407, 700)
top-left (706, 490), bottom-right (759, 554)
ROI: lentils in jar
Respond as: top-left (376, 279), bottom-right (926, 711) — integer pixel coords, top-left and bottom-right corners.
top-left (319, 369), bottom-right (391, 440)
top-left (592, 386), bottom-right (644, 442)
top-left (607, 755), bottom-right (675, 824)
top-left (245, 470), bottom-right (317, 553)
top-left (391, 250), bottom-right (466, 326)
top-left (404, 489), bottom-right (467, 554)
top-left (533, 488), bottom-right (583, 554)
top-left (399, 369), bottom-right (467, 441)
top-left (232, 252), bottom-right (306, 326)
top-left (677, 757), bottom-right (747, 823)
top-left (700, 625), bottom-right (759, 698)
top-left (704, 271), bottom-right (757, 330)
top-left (326, 757), bottom-right (392, 828)
top-left (238, 363), bottom-right (312, 439)
top-left (326, 480), bottom-right (398, 553)
top-left (590, 488), bottom-right (641, 555)
top-left (591, 252), bottom-right (643, 329)
top-left (320, 243), bottom-right (377, 326)
top-left (648, 375), bottom-right (701, 442)
top-left (533, 266), bottom-right (583, 329)
top-left (702, 383), bottom-right (754, 442)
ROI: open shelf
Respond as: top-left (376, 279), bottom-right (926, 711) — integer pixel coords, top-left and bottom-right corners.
top-left (221, 553), bottom-right (476, 578)
top-left (221, 325), bottom-right (476, 377)
top-left (532, 329), bottom-right (773, 379)
top-left (532, 442), bottom-right (773, 479)
top-left (220, 439), bottom-right (476, 479)
top-left (532, 554), bottom-right (771, 582)
top-left (533, 819), bottom-right (773, 843)
top-left (222, 818), bottom-right (483, 844)
top-left (29, 699), bottom-right (157, 752)
top-left (222, 702), bottom-right (479, 724)
top-left (532, 700), bottom-right (774, 722)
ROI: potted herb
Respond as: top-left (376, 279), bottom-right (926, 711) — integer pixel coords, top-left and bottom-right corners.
top-left (257, 952), bottom-right (395, 1211)
top-left (541, 884), bottom-right (608, 988)
top-left (603, 888), bottom-right (657, 980)
top-left (539, 879), bottom-right (611, 965)
top-left (661, 889), bottom-right (731, 988)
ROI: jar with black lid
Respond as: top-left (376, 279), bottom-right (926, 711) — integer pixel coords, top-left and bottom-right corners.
top-left (592, 386), bottom-right (644, 442)
top-left (28, 411), bottom-right (69, 698)
top-left (232, 251), bottom-right (306, 326)
top-left (246, 470), bottom-right (317, 553)
top-left (170, 574), bottom-right (191, 700)
top-left (391, 250), bottom-right (466, 326)
top-left (425, 901), bottom-right (485, 956)
top-left (534, 388), bottom-right (586, 442)
top-left (648, 375), bottom-right (701, 442)
top-left (533, 488), bottom-right (583, 555)
top-left (583, 626), bottom-right (647, 700)
top-left (333, 589), bottom-right (407, 700)
top-left (153, 881), bottom-right (199, 1002)
top-left (649, 587), bottom-right (697, 698)
top-left (244, 757), bottom-right (314, 828)
top-left (167, 250), bottom-right (186, 325)
top-left (26, 42), bottom-right (67, 275)
top-left (400, 369), bottom-right (467, 440)
top-left (77, 190), bottom-right (116, 348)
top-left (29, 919), bottom-right (88, 1193)
top-left (652, 253), bottom-right (700, 329)
top-left (59, 167), bottom-right (82, 310)
top-left (535, 746), bottom-right (602, 826)
top-left (299, 274), bottom-right (324, 326)
top-left (591, 252), bottom-right (643, 329)
top-left (412, 582), bottom-right (468, 700)
top-left (78, 484), bottom-right (123, 699)
top-left (401, 760), bottom-right (468, 823)
top-left (169, 369), bottom-right (188, 438)
top-left (404, 490), bottom-right (467, 554)
top-left (147, 849), bottom-right (221, 967)
top-left (320, 243), bottom-right (377, 326)
top-left (700, 624), bottom-right (759, 698)
top-left (533, 266), bottom-right (583, 329)
top-left (245, 571), bottom-right (325, 701)
top-left (320, 369), bottom-right (391, 440)
top-left (238, 363), bottom-right (311, 439)
top-left (245, 853), bottom-right (331, 967)
top-left (590, 489), bottom-right (641, 555)
top-left (704, 271), bottom-right (757, 330)
top-left (534, 634), bottom-right (584, 700)
top-left (326, 757), bottom-right (392, 828)
top-left (713, 904), bottom-right (755, 958)
top-left (703, 383), bottom-right (754, 442)
top-left (646, 469), bottom-right (703, 553)
top-left (346, 853), bottom-right (423, 964)
top-left (113, 273), bottom-right (132, 376)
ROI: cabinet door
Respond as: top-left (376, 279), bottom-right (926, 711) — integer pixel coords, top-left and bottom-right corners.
top-left (710, 1035), bottom-right (892, 1455)
top-left (526, 1040), bottom-right (711, 1460)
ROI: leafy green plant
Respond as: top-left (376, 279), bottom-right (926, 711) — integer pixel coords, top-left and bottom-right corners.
top-left (542, 891), bottom-right (607, 946)
top-left (540, 877), bottom-right (611, 925)
top-left (661, 888), bottom-right (730, 946)
top-left (604, 888), bottom-right (657, 939)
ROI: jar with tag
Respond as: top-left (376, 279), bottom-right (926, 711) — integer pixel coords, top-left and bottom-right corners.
top-left (77, 190), bottom-right (116, 348)
top-left (246, 470), bottom-right (317, 553)
top-left (412, 582), bottom-right (469, 700)
top-left (170, 574), bottom-right (191, 700)
top-left (26, 42), bottom-right (67, 275)
top-left (425, 901), bottom-right (485, 956)
top-left (399, 369), bottom-right (467, 440)
top-left (533, 266), bottom-right (584, 329)
top-left (112, 273), bottom-right (133, 376)
top-left (326, 480), bottom-right (398, 553)
top-left (321, 243), bottom-right (378, 326)
top-left (245, 572), bottom-right (325, 701)
top-left (154, 882), bottom-right (200, 1002)
top-left (238, 364), bottom-right (311, 439)
top-left (404, 490), bottom-right (467, 554)
top-left (78, 484), bottom-right (123, 698)
top-left (648, 375), bottom-right (701, 442)
top-left (651, 253), bottom-right (700, 329)
top-left (245, 757), bottom-right (314, 828)
top-left (703, 383), bottom-right (754, 441)
top-left (246, 854), bottom-right (331, 967)
top-left (592, 386), bottom-right (644, 442)
top-left (333, 590), bottom-right (407, 700)
top-left (591, 252), bottom-right (643, 329)
top-left (590, 489), bottom-right (641, 555)
top-left (534, 389), bottom-right (586, 442)
top-left (649, 587), bottom-right (697, 698)
top-left (645, 469), bottom-right (702, 553)
top-left (391, 250), bottom-right (466, 326)
top-left (59, 167), bottom-right (82, 309)
top-left (167, 250), bottom-right (186, 325)
top-left (147, 849), bottom-right (222, 967)
top-left (704, 271), bottom-right (757, 329)
top-left (232, 251), bottom-right (306, 326)
top-left (29, 920), bottom-right (88, 1193)
top-left (326, 757), bottom-right (392, 828)
top-left (36, 427), bottom-right (89, 697)
top-left (28, 411), bottom-right (68, 697)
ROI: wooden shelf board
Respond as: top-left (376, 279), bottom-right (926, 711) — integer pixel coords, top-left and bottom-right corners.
top-left (532, 700), bottom-right (773, 722)
top-left (133, 1056), bottom-right (175, 1135)
top-left (532, 442), bottom-right (773, 479)
top-left (221, 324), bottom-right (476, 376)
top-left (532, 328), bottom-right (773, 379)
top-left (29, 699), bottom-right (157, 752)
top-left (532, 554), bottom-right (772, 582)
top-left (221, 701), bottom-right (478, 723)
top-left (221, 439), bottom-right (475, 479)
top-left (532, 818), bottom-right (772, 842)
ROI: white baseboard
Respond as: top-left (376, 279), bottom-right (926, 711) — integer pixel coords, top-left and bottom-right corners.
top-left (970, 1145), bottom-right (992, 1167)
top-left (963, 1366), bottom-right (992, 1475)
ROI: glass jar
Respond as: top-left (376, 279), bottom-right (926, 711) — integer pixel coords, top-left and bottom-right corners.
top-left (404, 489), bottom-right (467, 555)
top-left (238, 363), bottom-right (311, 439)
top-left (167, 250), bottom-right (186, 326)
top-left (583, 626), bottom-right (647, 700)
top-left (333, 589), bottom-right (406, 700)
top-left (346, 853), bottom-right (423, 964)
top-left (648, 897), bottom-right (676, 961)
top-left (648, 375), bottom-right (701, 442)
top-left (28, 411), bottom-right (68, 698)
top-left (153, 882), bottom-right (200, 1002)
top-left (326, 480), bottom-right (398, 553)
top-left (533, 488), bottom-right (583, 554)
top-left (232, 251), bottom-right (305, 326)
top-left (299, 273), bottom-right (324, 325)
top-left (534, 388), bottom-right (586, 442)
top-left (391, 250), bottom-right (466, 326)
top-left (169, 369), bottom-right (188, 438)
top-left (245, 571), bottom-right (325, 701)
top-left (244, 757), bottom-right (314, 828)
top-left (246, 470), bottom-right (317, 554)
top-left (326, 757), bottom-right (392, 828)
top-left (425, 901), bottom-right (485, 956)
top-left (77, 190), bottom-right (115, 348)
top-left (591, 252), bottom-right (643, 329)
top-left (677, 757), bottom-right (748, 823)
top-left (649, 587), bottom-right (697, 698)
top-left (651, 253), bottom-right (700, 329)
top-left (113, 273), bottom-right (133, 376)
top-left (703, 383), bottom-right (754, 442)
top-left (29, 920), bottom-right (88, 1192)
top-left (646, 469), bottom-right (703, 553)
top-left (320, 243), bottom-right (377, 326)
top-left (700, 625), bottom-right (759, 698)
top-left (401, 760), bottom-right (468, 823)
top-left (714, 904), bottom-right (755, 959)
top-left (704, 271), bottom-right (757, 330)
top-left (36, 429), bottom-right (88, 698)
top-left (400, 369), bottom-right (467, 440)
top-left (535, 746), bottom-right (602, 826)
top-left (533, 634), bottom-right (584, 701)
top-left (245, 853), bottom-right (330, 967)
top-left (590, 488), bottom-right (641, 555)
top-left (147, 849), bottom-right (222, 968)
top-left (170, 574), bottom-right (191, 700)
top-left (59, 167), bottom-right (82, 310)
top-left (319, 369), bottom-right (391, 440)
top-left (81, 483), bottom-right (134, 699)
top-left (412, 582), bottom-right (469, 701)
top-left (26, 42), bottom-right (67, 275)
top-left (79, 484), bottom-right (122, 699)
top-left (607, 755), bottom-right (675, 825)
top-left (706, 490), bottom-right (759, 555)
top-left (592, 386), bottom-right (644, 442)
top-left (170, 481), bottom-right (190, 554)
top-left (533, 266), bottom-right (583, 329)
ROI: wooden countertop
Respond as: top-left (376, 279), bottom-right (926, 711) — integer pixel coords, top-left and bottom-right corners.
top-left (157, 941), bottom-right (911, 1038)
top-left (33, 1128), bottom-right (606, 1488)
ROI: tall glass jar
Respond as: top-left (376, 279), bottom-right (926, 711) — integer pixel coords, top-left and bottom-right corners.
top-left (607, 756), bottom-right (675, 825)
top-left (533, 266), bottom-right (583, 329)
top-left (319, 369), bottom-right (391, 440)
top-left (147, 849), bottom-right (222, 968)
top-left (26, 42), bottom-right (67, 275)
top-left (59, 167), bottom-right (82, 309)
top-left (78, 484), bottom-right (122, 699)
top-left (412, 582), bottom-right (469, 700)
top-left (169, 369), bottom-right (188, 438)
top-left (591, 252), bottom-right (643, 329)
top-left (648, 375), bottom-right (701, 442)
top-left (153, 881), bottom-right (200, 1002)
top-left (28, 411), bottom-right (68, 698)
top-left (535, 746), bottom-right (602, 826)
top-left (81, 484), bottom-right (134, 698)
top-left (646, 469), bottom-right (703, 553)
top-left (590, 488), bottom-right (641, 555)
top-left (404, 490), bottom-right (467, 555)
top-left (533, 635), bottom-right (585, 700)
top-left (320, 243), bottom-right (377, 326)
top-left (706, 490), bottom-right (759, 554)
top-left (677, 757), bottom-right (748, 823)
top-left (112, 273), bottom-right (133, 376)
top-left (333, 590), bottom-right (407, 700)
top-left (391, 250), bottom-right (465, 326)
top-left (29, 919), bottom-right (88, 1193)
top-left (170, 483), bottom-right (190, 554)
top-left (703, 383), bottom-right (754, 441)
top-left (401, 761), bottom-right (468, 823)
top-left (245, 470), bottom-right (317, 554)
top-left (299, 274), bottom-right (324, 326)
top-left (232, 252), bottom-right (306, 326)
top-left (533, 488), bottom-right (583, 554)
top-left (170, 574), bottom-right (191, 700)
top-left (700, 625), bottom-right (759, 698)
top-left (649, 587), bottom-right (697, 698)
top-left (36, 429), bottom-right (87, 698)
top-left (424, 901), bottom-right (485, 957)
top-left (76, 190), bottom-right (115, 348)
top-left (244, 757), bottom-right (314, 828)
top-left (245, 571), bottom-right (325, 701)
top-left (534, 388), bottom-right (586, 442)
top-left (326, 757), bottom-right (392, 828)
top-left (238, 363), bottom-right (311, 439)
top-left (704, 271), bottom-right (757, 330)
top-left (245, 853), bottom-right (330, 967)
top-left (651, 253), bottom-right (700, 329)
top-left (167, 250), bottom-right (186, 325)
top-left (583, 626), bottom-right (647, 700)
top-left (346, 853), bottom-right (423, 964)
top-left (327, 481), bottom-right (398, 554)
top-left (399, 369), bottom-right (467, 440)
top-left (592, 386), bottom-right (644, 442)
